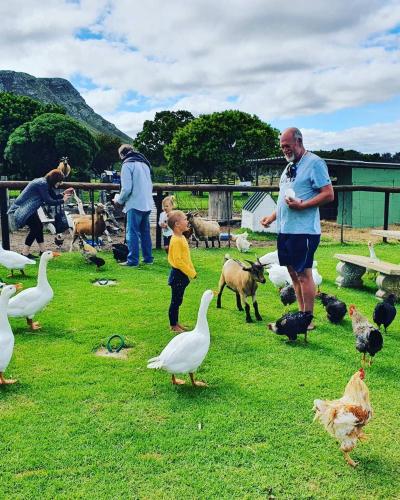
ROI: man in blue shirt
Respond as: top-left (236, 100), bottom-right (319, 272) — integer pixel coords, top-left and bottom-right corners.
top-left (261, 128), bottom-right (334, 324)
top-left (114, 144), bottom-right (154, 267)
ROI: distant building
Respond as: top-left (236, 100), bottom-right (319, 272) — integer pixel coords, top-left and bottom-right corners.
top-left (246, 157), bottom-right (400, 228)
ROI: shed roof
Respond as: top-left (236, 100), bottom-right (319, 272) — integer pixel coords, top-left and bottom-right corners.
top-left (246, 156), bottom-right (400, 170)
top-left (242, 192), bottom-right (270, 212)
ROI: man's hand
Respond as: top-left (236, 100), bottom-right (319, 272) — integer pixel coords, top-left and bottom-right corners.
top-left (113, 200), bottom-right (123, 209)
top-left (286, 198), bottom-right (304, 210)
top-left (260, 216), bottom-right (272, 228)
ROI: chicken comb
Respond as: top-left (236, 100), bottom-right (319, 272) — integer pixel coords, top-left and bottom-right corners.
top-left (359, 367), bottom-right (365, 380)
top-left (349, 304), bottom-right (356, 316)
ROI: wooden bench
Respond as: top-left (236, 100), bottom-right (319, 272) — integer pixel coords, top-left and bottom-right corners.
top-left (334, 253), bottom-right (400, 300)
top-left (371, 229), bottom-right (400, 241)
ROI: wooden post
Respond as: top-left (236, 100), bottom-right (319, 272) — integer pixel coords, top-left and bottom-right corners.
top-left (90, 189), bottom-right (95, 245)
top-left (209, 191), bottom-right (232, 221)
top-left (155, 191), bottom-right (163, 249)
top-left (0, 187), bottom-right (10, 250)
top-left (383, 192), bottom-right (390, 243)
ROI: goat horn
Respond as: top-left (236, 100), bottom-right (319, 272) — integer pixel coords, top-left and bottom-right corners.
top-left (244, 259), bottom-right (255, 266)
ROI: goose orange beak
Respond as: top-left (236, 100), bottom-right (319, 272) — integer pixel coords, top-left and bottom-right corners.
top-left (212, 290), bottom-right (219, 296)
top-left (14, 283), bottom-right (23, 291)
top-left (52, 252), bottom-right (61, 258)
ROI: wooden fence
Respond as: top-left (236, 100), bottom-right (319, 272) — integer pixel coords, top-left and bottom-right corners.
top-left (1, 181), bottom-right (399, 249)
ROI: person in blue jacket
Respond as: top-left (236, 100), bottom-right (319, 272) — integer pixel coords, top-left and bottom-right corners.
top-left (8, 169), bottom-right (73, 258)
top-left (114, 144), bottom-right (154, 267)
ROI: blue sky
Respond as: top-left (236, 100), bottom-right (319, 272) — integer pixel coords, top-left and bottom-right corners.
top-left (1, 0), bottom-right (400, 152)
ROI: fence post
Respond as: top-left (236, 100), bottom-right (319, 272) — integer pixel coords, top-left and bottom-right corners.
top-left (155, 190), bottom-right (163, 249)
top-left (383, 192), bottom-right (390, 243)
top-left (0, 187), bottom-right (10, 250)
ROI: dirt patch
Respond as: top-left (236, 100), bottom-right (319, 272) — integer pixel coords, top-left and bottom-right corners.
top-left (320, 220), bottom-right (400, 243)
top-left (94, 347), bottom-right (133, 360)
top-left (5, 219), bottom-right (395, 255)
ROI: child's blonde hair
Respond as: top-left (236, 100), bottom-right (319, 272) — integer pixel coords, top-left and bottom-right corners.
top-left (162, 195), bottom-right (176, 210)
top-left (167, 210), bottom-right (186, 230)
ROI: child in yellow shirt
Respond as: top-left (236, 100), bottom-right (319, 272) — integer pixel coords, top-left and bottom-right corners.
top-left (167, 210), bottom-right (197, 333)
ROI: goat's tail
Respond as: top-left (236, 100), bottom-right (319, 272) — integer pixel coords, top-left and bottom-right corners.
top-left (147, 357), bottom-right (163, 369)
top-left (224, 253), bottom-right (231, 262)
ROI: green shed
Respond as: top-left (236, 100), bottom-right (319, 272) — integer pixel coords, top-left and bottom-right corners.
top-left (246, 157), bottom-right (400, 228)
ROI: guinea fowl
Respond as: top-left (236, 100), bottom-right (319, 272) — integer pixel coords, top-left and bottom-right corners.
top-left (54, 234), bottom-right (64, 250)
top-left (111, 243), bottom-right (129, 263)
top-left (268, 311), bottom-right (313, 342)
top-left (87, 255), bottom-right (105, 271)
top-left (318, 293), bottom-right (347, 323)
top-left (280, 284), bottom-right (296, 307)
top-left (373, 294), bottom-right (397, 333)
top-left (349, 305), bottom-right (383, 366)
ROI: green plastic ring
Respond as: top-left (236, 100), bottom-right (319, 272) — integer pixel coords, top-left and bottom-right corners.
top-left (106, 334), bottom-right (125, 353)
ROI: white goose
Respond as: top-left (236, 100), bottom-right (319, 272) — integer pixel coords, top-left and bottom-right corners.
top-left (8, 251), bottom-right (60, 330)
top-left (147, 290), bottom-right (215, 386)
top-left (0, 242), bottom-right (36, 277)
top-left (0, 284), bottom-right (22, 384)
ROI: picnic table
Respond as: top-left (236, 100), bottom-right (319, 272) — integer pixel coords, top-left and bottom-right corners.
top-left (335, 253), bottom-right (400, 300)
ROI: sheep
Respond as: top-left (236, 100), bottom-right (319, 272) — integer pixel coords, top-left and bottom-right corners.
top-left (235, 231), bottom-right (251, 253)
top-left (216, 254), bottom-right (267, 323)
top-left (186, 212), bottom-right (221, 248)
top-left (69, 204), bottom-right (107, 251)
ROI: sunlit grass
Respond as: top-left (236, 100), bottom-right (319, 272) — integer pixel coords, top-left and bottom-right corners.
top-left (0, 242), bottom-right (399, 498)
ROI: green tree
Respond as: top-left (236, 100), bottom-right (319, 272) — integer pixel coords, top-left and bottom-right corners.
top-left (133, 110), bottom-right (194, 167)
top-left (165, 110), bottom-right (280, 182)
top-left (91, 133), bottom-right (122, 175)
top-left (0, 92), bottom-right (65, 170)
top-left (4, 113), bottom-right (99, 180)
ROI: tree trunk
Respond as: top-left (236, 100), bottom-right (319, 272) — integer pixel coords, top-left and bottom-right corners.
top-left (209, 191), bottom-right (232, 221)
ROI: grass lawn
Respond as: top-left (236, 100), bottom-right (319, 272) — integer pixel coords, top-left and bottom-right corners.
top-left (0, 242), bottom-right (399, 499)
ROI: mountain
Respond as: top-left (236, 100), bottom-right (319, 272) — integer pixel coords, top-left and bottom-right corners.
top-left (0, 70), bottom-right (131, 142)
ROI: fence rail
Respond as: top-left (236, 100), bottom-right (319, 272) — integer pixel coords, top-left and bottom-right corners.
top-left (0, 182), bottom-right (399, 250)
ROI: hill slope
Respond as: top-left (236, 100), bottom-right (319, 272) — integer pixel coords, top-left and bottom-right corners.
top-left (0, 70), bottom-right (131, 142)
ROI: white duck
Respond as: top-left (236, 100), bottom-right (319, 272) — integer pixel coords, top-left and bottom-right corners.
top-left (147, 290), bottom-right (215, 386)
top-left (0, 284), bottom-right (22, 384)
top-left (7, 251), bottom-right (60, 330)
top-left (0, 242), bottom-right (36, 277)
top-left (267, 263), bottom-right (293, 288)
top-left (312, 261), bottom-right (323, 291)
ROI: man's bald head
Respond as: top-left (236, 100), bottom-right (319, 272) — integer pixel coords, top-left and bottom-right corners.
top-left (280, 127), bottom-right (305, 162)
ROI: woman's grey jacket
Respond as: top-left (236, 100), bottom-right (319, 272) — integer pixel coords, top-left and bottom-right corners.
top-left (8, 177), bottom-right (63, 229)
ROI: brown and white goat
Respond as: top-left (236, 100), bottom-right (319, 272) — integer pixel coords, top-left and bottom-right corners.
top-left (217, 255), bottom-right (267, 323)
top-left (69, 204), bottom-right (107, 251)
top-left (186, 212), bottom-right (221, 248)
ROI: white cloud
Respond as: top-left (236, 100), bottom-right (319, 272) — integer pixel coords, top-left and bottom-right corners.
top-left (1, 0), bottom-right (400, 150)
top-left (304, 121), bottom-right (400, 153)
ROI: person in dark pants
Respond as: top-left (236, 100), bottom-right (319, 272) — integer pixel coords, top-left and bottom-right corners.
top-left (8, 169), bottom-right (73, 257)
top-left (167, 210), bottom-right (197, 333)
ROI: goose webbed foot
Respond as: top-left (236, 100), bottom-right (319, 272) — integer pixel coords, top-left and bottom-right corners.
top-left (27, 319), bottom-right (41, 330)
top-left (0, 373), bottom-right (17, 385)
top-left (171, 375), bottom-right (185, 385)
top-left (190, 373), bottom-right (207, 387)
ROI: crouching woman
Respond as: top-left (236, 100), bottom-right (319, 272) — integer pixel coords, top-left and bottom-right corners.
top-left (8, 169), bottom-right (73, 257)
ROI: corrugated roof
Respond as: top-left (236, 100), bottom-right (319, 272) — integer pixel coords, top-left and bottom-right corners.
top-left (243, 192), bottom-right (268, 212)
